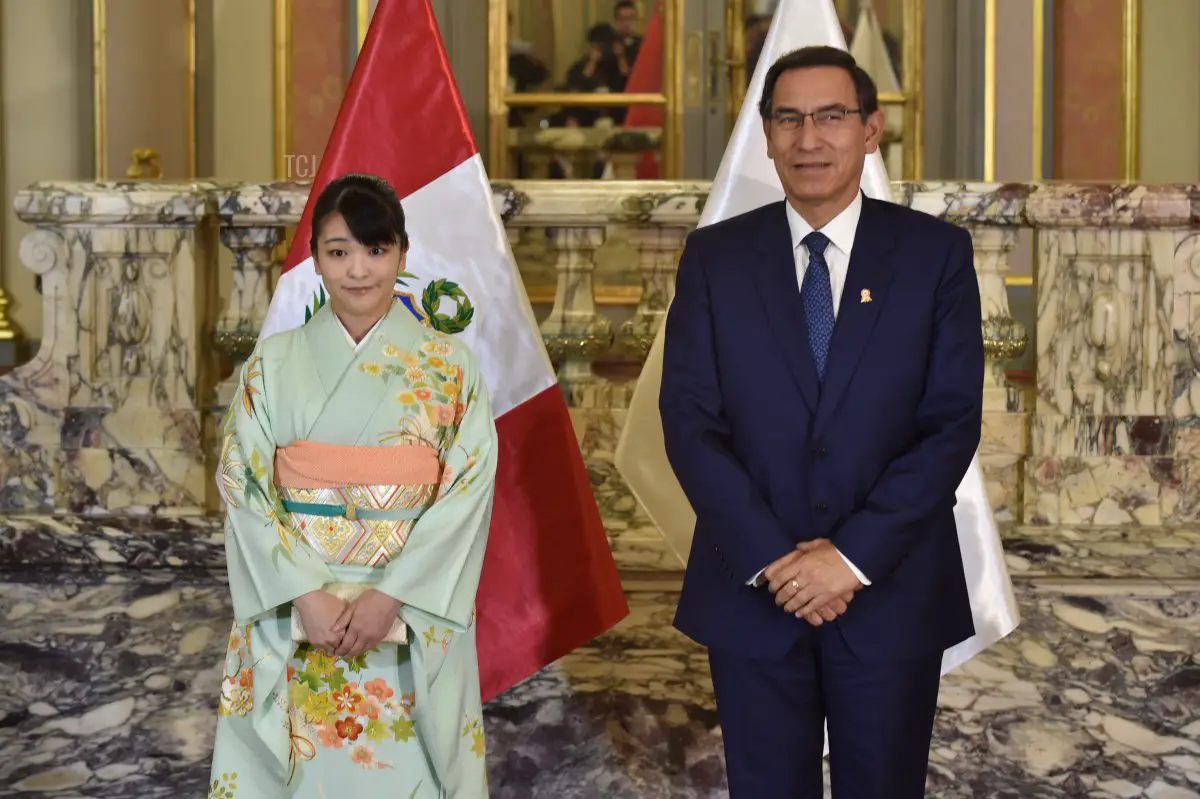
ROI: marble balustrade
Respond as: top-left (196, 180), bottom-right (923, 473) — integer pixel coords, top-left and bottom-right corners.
top-left (8, 181), bottom-right (1198, 533)
top-left (2, 180), bottom-right (1199, 797)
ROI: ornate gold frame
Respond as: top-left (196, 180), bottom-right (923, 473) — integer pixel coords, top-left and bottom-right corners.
top-left (1031, 0), bottom-right (1044, 180)
top-left (92, 0), bottom-right (108, 179)
top-left (982, 0), bottom-right (995, 181)
top-left (1120, 0), bottom-right (1140, 181)
top-left (185, 0), bottom-right (197, 178)
top-left (356, 0), bottom-right (370, 52)
top-left (487, 0), bottom-right (685, 179)
top-left (90, 0), bottom-right (197, 179)
top-left (899, 0), bottom-right (924, 179)
top-left (0, 26), bottom-right (14, 342)
top-left (272, 0), bottom-right (292, 180)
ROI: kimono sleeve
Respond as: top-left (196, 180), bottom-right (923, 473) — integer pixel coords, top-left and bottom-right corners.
top-left (217, 348), bottom-right (336, 624)
top-left (373, 353), bottom-right (499, 631)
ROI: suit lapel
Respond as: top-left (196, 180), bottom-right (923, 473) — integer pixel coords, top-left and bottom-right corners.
top-left (813, 198), bottom-right (897, 436)
top-left (752, 202), bottom-right (820, 413)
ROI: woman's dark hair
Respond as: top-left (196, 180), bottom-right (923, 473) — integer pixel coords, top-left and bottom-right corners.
top-left (758, 46), bottom-right (879, 121)
top-left (309, 173), bottom-right (410, 253)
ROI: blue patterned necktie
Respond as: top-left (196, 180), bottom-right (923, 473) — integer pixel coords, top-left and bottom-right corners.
top-left (800, 231), bottom-right (835, 380)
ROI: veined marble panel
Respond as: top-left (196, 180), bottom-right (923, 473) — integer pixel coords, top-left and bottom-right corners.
top-left (1026, 189), bottom-right (1200, 530)
top-left (1035, 228), bottom-right (1197, 419)
top-left (3, 185), bottom-right (218, 516)
top-left (1025, 456), bottom-right (1199, 528)
top-left (12, 180), bottom-right (216, 225)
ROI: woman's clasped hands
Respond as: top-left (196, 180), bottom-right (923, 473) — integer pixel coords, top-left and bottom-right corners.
top-left (293, 587), bottom-right (402, 658)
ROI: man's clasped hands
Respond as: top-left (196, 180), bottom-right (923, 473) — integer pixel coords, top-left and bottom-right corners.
top-left (293, 587), bottom-right (402, 658)
top-left (763, 538), bottom-right (863, 626)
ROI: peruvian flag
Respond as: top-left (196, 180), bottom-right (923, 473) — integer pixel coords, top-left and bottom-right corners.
top-left (259, 0), bottom-right (629, 701)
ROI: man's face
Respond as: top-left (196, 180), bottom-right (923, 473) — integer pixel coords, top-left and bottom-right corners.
top-left (614, 6), bottom-right (639, 37)
top-left (762, 66), bottom-right (883, 208)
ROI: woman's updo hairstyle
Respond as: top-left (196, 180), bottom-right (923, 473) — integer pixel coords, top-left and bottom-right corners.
top-left (309, 173), bottom-right (410, 254)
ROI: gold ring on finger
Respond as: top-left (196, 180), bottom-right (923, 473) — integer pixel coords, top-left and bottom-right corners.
top-left (791, 579), bottom-right (800, 590)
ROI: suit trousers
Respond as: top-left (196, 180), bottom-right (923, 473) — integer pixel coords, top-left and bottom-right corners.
top-left (708, 623), bottom-right (942, 798)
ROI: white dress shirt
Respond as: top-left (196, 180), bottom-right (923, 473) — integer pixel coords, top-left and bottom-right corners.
top-left (747, 193), bottom-right (872, 589)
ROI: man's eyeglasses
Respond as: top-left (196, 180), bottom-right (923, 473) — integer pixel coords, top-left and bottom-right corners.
top-left (771, 108), bottom-right (862, 131)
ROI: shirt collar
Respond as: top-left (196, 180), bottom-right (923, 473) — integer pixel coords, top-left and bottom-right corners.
top-left (785, 191), bottom-right (863, 256)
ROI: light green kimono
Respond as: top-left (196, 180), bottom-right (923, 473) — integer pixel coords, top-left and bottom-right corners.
top-left (208, 302), bottom-right (498, 798)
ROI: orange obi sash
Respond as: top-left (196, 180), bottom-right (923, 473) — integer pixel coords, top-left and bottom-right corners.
top-left (273, 441), bottom-right (440, 522)
top-left (274, 440), bottom-right (440, 489)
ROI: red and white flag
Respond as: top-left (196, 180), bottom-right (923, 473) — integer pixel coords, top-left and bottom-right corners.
top-left (260, 0), bottom-right (629, 701)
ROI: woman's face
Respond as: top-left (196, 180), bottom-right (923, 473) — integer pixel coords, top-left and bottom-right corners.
top-left (312, 211), bottom-right (404, 321)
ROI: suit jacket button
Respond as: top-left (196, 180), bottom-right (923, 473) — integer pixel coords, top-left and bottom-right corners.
top-left (814, 503), bottom-right (828, 514)
top-left (814, 445), bottom-right (826, 458)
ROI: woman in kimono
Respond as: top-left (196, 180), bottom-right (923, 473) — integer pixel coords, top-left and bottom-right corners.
top-left (208, 173), bottom-right (497, 798)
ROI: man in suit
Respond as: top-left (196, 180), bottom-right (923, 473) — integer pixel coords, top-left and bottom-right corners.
top-left (659, 46), bottom-right (982, 798)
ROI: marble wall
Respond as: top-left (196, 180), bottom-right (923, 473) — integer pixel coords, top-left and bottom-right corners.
top-left (4, 180), bottom-right (1198, 528)
top-left (1, 178), bottom-right (1198, 795)
top-left (1025, 185), bottom-right (1200, 528)
top-left (1, 183), bottom-right (220, 516)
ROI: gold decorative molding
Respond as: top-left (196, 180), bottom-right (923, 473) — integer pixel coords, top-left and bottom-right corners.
top-left (982, 0), bottom-right (996, 181)
top-left (663, 0), bottom-right (683, 179)
top-left (185, 0), bottom-right (197, 178)
top-left (1005, 275), bottom-right (1033, 288)
top-left (272, 0), bottom-right (292, 180)
top-left (356, 0), bottom-right (369, 53)
top-left (526, 285), bottom-right (643, 306)
top-left (725, 0), bottom-right (746, 137)
top-left (92, 0), bottom-right (108, 180)
top-left (1031, 0), bottom-right (1045, 180)
top-left (503, 92), bottom-right (668, 107)
top-left (0, 50), bottom-right (15, 344)
top-left (126, 148), bottom-right (164, 179)
top-left (982, 315), bottom-right (1028, 361)
top-left (900, 0), bottom-right (925, 179)
top-left (486, 0), bottom-right (507, 178)
top-left (0, 291), bottom-right (17, 343)
top-left (1120, 0), bottom-right (1140, 181)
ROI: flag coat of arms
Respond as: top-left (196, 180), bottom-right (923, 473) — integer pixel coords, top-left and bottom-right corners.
top-left (260, 0), bottom-right (629, 702)
top-left (616, 0), bottom-right (1019, 692)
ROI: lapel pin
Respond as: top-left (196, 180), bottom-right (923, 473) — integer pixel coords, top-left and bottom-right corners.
top-left (860, 288), bottom-right (872, 304)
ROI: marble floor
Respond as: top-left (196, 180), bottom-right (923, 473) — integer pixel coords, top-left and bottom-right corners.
top-left (2, 562), bottom-right (1199, 798)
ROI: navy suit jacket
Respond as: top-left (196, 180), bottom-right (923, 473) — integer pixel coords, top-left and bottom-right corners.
top-left (660, 197), bottom-right (982, 663)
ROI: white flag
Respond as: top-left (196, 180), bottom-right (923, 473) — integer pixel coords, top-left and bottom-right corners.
top-left (615, 0), bottom-right (1020, 688)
